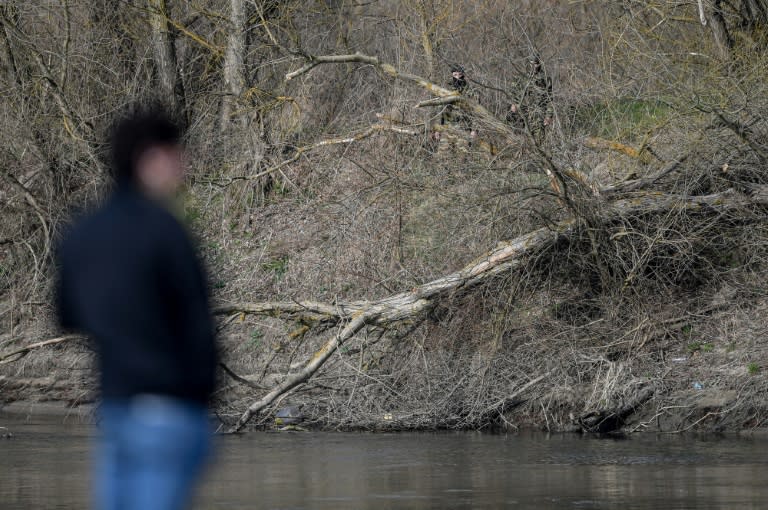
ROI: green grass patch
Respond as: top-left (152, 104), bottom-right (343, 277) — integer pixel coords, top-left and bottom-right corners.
top-left (577, 98), bottom-right (671, 140)
top-left (184, 206), bottom-right (201, 225)
top-left (687, 341), bottom-right (714, 353)
top-left (250, 329), bottom-right (263, 349)
top-left (747, 363), bottom-right (760, 375)
top-left (262, 256), bottom-right (289, 278)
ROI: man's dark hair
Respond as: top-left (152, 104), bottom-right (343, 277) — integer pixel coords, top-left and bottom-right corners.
top-left (528, 54), bottom-right (543, 72)
top-left (449, 64), bottom-right (468, 93)
top-left (110, 106), bottom-right (181, 183)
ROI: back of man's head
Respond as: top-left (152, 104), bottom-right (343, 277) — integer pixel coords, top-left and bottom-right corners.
top-left (110, 106), bottom-right (181, 185)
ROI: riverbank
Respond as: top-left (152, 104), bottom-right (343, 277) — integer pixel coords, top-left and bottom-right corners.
top-left (2, 331), bottom-right (766, 436)
top-left (3, 294), bottom-right (768, 434)
top-left (0, 400), bottom-right (94, 420)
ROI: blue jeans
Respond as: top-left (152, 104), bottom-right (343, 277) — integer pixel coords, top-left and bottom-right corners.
top-left (95, 396), bottom-right (213, 510)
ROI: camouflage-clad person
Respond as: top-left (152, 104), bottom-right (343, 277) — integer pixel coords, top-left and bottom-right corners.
top-left (434, 64), bottom-right (477, 155)
top-left (506, 55), bottom-right (553, 145)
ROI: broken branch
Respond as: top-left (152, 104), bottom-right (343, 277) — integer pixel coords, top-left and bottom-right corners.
top-left (0, 335), bottom-right (81, 364)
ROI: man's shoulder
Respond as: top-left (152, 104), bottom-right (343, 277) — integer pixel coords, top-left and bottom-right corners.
top-left (61, 191), bottom-right (186, 253)
top-left (126, 195), bottom-right (191, 250)
top-left (59, 199), bottom-right (116, 248)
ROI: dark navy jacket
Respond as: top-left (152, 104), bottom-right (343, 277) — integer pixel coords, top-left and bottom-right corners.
top-left (56, 185), bottom-right (217, 404)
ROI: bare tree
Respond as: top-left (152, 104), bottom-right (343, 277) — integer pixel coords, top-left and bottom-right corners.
top-left (220, 0), bottom-right (247, 129)
top-left (148, 0), bottom-right (186, 118)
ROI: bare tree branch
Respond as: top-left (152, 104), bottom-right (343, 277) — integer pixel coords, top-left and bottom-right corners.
top-left (416, 96), bottom-right (460, 108)
top-left (0, 335), bottom-right (81, 365)
top-left (228, 313), bottom-right (368, 432)
top-left (0, 10), bottom-right (93, 141)
top-left (712, 110), bottom-right (768, 162)
top-left (204, 123), bottom-right (418, 186)
top-left (602, 155), bottom-right (689, 194)
top-left (697, 0), bottom-right (708, 25)
top-left (284, 51), bottom-right (573, 202)
top-left (285, 52), bottom-right (516, 139)
top-left (1, 170), bottom-right (51, 261)
top-left (219, 361), bottom-right (267, 390)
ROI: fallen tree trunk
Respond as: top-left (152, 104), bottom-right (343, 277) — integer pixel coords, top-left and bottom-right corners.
top-left (221, 188), bottom-right (767, 432)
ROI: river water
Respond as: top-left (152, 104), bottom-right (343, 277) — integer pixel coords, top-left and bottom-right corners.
top-left (1, 413), bottom-right (767, 509)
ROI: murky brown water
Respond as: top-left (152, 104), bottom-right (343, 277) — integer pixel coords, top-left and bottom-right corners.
top-left (1, 413), bottom-right (767, 509)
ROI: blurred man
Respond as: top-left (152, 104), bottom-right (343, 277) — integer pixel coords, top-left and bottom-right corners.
top-left (434, 64), bottom-right (477, 156)
top-left (56, 107), bottom-right (217, 510)
top-left (506, 55), bottom-right (553, 145)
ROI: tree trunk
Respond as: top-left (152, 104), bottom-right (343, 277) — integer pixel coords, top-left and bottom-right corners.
top-left (418, 1), bottom-right (436, 82)
top-left (147, 0), bottom-right (185, 119)
top-left (220, 0), bottom-right (246, 129)
top-left (742, 0), bottom-right (768, 27)
top-left (708, 0), bottom-right (734, 59)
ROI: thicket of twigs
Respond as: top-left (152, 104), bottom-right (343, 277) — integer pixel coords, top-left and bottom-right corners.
top-left (2, 1), bottom-right (768, 433)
